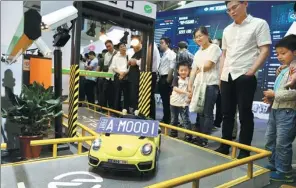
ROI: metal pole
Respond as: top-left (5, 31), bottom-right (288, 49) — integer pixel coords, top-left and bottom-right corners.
top-left (147, 28), bottom-right (155, 72)
top-left (68, 2), bottom-right (82, 137)
top-left (141, 31), bottom-right (148, 71)
top-left (54, 47), bottom-right (63, 138)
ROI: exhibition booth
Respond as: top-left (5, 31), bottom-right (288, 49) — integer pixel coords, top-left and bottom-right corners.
top-left (1, 1), bottom-right (296, 188)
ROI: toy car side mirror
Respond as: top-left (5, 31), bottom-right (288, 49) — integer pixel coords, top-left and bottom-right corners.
top-left (158, 128), bottom-right (161, 134)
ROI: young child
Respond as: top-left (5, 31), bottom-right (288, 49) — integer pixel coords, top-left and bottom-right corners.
top-left (263, 34), bottom-right (296, 183)
top-left (169, 61), bottom-right (192, 141)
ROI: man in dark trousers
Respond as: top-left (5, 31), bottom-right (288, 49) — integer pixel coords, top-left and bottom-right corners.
top-left (100, 40), bottom-right (117, 109)
top-left (150, 42), bottom-right (161, 119)
top-left (84, 51), bottom-right (98, 105)
top-left (128, 35), bottom-right (142, 113)
top-left (215, 1), bottom-right (271, 159)
top-left (158, 37), bottom-right (176, 124)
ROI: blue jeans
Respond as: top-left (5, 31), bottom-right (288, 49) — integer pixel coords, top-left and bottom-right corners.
top-left (197, 85), bottom-right (219, 136)
top-left (170, 105), bottom-right (191, 131)
top-left (265, 108), bottom-right (296, 173)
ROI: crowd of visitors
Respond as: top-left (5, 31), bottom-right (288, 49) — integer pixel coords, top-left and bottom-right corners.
top-left (78, 1), bottom-right (295, 183)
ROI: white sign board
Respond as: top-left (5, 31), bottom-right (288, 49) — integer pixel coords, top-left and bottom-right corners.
top-left (96, 1), bottom-right (156, 19)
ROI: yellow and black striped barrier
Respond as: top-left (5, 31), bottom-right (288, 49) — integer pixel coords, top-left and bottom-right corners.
top-left (67, 64), bottom-right (79, 137)
top-left (138, 72), bottom-right (152, 117)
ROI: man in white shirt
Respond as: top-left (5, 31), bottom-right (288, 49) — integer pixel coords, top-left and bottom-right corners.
top-left (84, 51), bottom-right (99, 105)
top-left (97, 40), bottom-right (117, 109)
top-left (149, 42), bottom-right (161, 119)
top-left (216, 1), bottom-right (271, 159)
top-left (158, 37), bottom-right (176, 124)
top-left (109, 43), bottom-right (129, 111)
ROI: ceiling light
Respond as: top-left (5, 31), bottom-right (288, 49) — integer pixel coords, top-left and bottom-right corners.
top-left (99, 35), bottom-right (108, 42)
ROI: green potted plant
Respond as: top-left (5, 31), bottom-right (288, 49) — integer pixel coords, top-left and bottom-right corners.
top-left (1, 81), bottom-right (63, 159)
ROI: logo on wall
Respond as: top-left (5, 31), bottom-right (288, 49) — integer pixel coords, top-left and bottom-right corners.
top-left (144, 5), bottom-right (152, 14)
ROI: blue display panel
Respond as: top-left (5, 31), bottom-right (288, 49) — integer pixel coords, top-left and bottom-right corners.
top-left (155, 2), bottom-right (295, 101)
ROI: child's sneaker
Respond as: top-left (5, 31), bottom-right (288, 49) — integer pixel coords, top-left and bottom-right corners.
top-left (270, 171), bottom-right (294, 183)
top-left (264, 164), bottom-right (276, 171)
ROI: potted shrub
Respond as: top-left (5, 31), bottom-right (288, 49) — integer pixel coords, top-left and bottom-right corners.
top-left (1, 82), bottom-right (63, 159)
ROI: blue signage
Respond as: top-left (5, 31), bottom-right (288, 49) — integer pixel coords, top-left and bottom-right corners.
top-left (97, 117), bottom-right (159, 137)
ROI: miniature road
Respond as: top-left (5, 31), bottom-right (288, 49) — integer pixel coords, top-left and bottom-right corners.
top-left (1, 106), bottom-right (269, 188)
top-left (1, 135), bottom-right (266, 188)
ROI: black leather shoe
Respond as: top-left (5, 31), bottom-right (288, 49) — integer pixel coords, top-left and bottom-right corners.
top-left (237, 150), bottom-right (250, 159)
top-left (215, 145), bottom-right (230, 155)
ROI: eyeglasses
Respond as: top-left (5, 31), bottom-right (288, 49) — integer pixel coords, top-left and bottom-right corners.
top-left (226, 3), bottom-right (241, 13)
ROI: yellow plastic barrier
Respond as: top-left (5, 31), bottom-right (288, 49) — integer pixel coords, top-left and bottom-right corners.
top-left (1, 143), bottom-right (7, 150)
top-left (78, 101), bottom-right (271, 188)
top-left (30, 119), bottom-right (98, 158)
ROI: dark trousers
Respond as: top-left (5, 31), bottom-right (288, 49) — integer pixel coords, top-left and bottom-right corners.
top-left (158, 75), bottom-right (172, 124)
top-left (114, 78), bottom-right (129, 111)
top-left (128, 71), bottom-right (140, 113)
top-left (84, 79), bottom-right (96, 104)
top-left (221, 74), bottom-right (257, 147)
top-left (79, 76), bottom-right (86, 102)
top-left (171, 106), bottom-right (191, 131)
top-left (214, 89), bottom-right (223, 127)
top-left (128, 81), bottom-right (139, 112)
top-left (149, 72), bottom-right (157, 119)
top-left (98, 79), bottom-right (114, 109)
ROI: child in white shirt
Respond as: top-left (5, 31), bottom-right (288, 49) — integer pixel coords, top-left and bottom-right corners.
top-left (169, 61), bottom-right (192, 141)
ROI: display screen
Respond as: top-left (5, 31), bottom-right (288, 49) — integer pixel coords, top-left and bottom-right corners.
top-left (155, 1), bottom-right (295, 101)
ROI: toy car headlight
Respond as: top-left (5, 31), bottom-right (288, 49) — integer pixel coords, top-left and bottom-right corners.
top-left (92, 139), bottom-right (102, 151)
top-left (141, 143), bottom-right (152, 155)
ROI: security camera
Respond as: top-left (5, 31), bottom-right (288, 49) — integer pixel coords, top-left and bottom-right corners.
top-left (34, 37), bottom-right (53, 58)
top-left (41, 6), bottom-right (78, 31)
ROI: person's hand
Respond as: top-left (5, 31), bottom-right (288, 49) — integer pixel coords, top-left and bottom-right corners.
top-left (189, 92), bottom-right (192, 99)
top-left (186, 99), bottom-right (191, 104)
top-left (276, 65), bottom-right (288, 76)
top-left (262, 96), bottom-right (272, 104)
top-left (119, 72), bottom-right (126, 80)
top-left (263, 89), bottom-right (275, 98)
top-left (285, 73), bottom-right (296, 89)
top-left (166, 77), bottom-right (172, 84)
top-left (186, 92), bottom-right (192, 98)
top-left (245, 69), bottom-right (256, 76)
top-left (188, 86), bottom-right (192, 94)
top-left (129, 58), bottom-right (137, 66)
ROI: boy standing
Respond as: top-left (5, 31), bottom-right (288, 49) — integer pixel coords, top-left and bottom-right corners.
top-left (169, 61), bottom-right (192, 141)
top-left (263, 34), bottom-right (296, 183)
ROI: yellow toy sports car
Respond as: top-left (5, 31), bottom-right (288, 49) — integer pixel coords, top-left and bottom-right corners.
top-left (88, 110), bottom-right (161, 175)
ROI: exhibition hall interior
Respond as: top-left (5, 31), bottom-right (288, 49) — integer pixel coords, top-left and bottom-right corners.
top-left (1, 1), bottom-right (296, 188)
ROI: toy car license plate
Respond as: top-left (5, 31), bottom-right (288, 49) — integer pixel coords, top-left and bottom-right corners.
top-left (108, 159), bottom-right (128, 164)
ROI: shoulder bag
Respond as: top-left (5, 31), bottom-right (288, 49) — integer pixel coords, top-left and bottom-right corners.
top-left (189, 62), bottom-right (207, 113)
